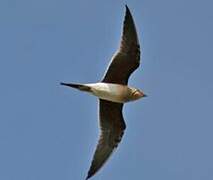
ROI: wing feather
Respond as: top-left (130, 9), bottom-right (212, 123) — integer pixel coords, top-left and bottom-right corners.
top-left (86, 100), bottom-right (126, 179)
top-left (102, 5), bottom-right (140, 85)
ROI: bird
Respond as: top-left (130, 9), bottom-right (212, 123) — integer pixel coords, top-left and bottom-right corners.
top-left (61, 5), bottom-right (146, 179)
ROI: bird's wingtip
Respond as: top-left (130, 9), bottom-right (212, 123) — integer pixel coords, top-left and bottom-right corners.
top-left (125, 4), bottom-right (130, 11)
top-left (85, 171), bottom-right (93, 180)
top-left (85, 175), bottom-right (89, 180)
top-left (124, 4), bottom-right (131, 17)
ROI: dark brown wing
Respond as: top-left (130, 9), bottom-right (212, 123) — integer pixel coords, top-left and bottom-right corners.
top-left (102, 5), bottom-right (140, 85)
top-left (86, 100), bottom-right (126, 179)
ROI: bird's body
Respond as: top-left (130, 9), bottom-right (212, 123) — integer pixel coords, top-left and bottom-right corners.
top-left (88, 83), bottom-right (142, 103)
top-left (61, 5), bottom-right (146, 179)
top-left (61, 82), bottom-right (143, 103)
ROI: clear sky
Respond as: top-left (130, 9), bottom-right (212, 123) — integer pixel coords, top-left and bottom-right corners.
top-left (0, 0), bottom-right (213, 180)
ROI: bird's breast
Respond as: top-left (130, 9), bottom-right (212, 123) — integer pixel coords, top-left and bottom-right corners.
top-left (87, 83), bottom-right (132, 103)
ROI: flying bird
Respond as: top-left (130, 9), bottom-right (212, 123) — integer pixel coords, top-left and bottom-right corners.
top-left (61, 5), bottom-right (146, 179)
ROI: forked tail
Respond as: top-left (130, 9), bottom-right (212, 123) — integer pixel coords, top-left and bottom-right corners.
top-left (60, 82), bottom-right (91, 92)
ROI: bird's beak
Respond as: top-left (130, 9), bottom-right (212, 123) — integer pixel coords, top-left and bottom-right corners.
top-left (143, 94), bottom-right (148, 97)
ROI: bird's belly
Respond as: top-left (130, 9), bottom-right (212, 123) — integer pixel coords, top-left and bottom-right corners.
top-left (87, 83), bottom-right (131, 103)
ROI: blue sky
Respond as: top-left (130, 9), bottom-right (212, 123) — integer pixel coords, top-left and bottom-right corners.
top-left (0, 0), bottom-right (213, 180)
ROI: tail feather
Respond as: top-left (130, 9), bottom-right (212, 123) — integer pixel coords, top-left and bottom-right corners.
top-left (60, 82), bottom-right (91, 92)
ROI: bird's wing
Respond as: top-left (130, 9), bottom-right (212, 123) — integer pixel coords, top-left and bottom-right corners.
top-left (86, 100), bottom-right (126, 179)
top-left (102, 5), bottom-right (140, 85)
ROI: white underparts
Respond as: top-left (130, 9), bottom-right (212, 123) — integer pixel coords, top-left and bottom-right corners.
top-left (85, 83), bottom-right (136, 103)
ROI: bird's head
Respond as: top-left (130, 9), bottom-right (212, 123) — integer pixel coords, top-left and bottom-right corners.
top-left (131, 88), bottom-right (147, 100)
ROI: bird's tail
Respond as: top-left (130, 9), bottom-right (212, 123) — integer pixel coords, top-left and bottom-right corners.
top-left (60, 82), bottom-right (91, 92)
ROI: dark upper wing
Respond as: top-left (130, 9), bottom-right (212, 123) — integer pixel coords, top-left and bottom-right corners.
top-left (102, 5), bottom-right (140, 85)
top-left (86, 100), bottom-right (126, 179)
